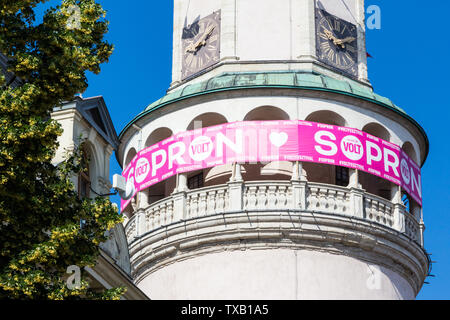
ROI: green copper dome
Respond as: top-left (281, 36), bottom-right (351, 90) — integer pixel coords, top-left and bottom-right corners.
top-left (143, 71), bottom-right (406, 114)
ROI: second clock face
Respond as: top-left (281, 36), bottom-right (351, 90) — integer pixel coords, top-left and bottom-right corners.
top-left (182, 11), bottom-right (221, 80)
top-left (316, 9), bottom-right (358, 78)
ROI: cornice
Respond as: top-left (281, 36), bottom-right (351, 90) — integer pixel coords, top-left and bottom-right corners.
top-left (129, 210), bottom-right (428, 296)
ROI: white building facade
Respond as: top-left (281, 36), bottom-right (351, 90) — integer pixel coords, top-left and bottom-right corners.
top-left (117, 0), bottom-right (429, 300)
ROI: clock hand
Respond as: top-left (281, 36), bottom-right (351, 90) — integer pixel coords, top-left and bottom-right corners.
top-left (185, 41), bottom-right (197, 54)
top-left (194, 25), bottom-right (215, 49)
top-left (323, 29), bottom-right (337, 41)
top-left (335, 36), bottom-right (356, 48)
top-left (186, 26), bottom-right (215, 54)
top-left (323, 29), bottom-right (344, 47)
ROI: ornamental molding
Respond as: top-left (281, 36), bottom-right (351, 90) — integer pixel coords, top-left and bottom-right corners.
top-left (129, 210), bottom-right (428, 295)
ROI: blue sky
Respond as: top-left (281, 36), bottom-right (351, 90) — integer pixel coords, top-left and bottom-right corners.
top-left (37, 1), bottom-right (449, 299)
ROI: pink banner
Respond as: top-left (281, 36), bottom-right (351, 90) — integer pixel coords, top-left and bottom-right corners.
top-left (121, 120), bottom-right (422, 210)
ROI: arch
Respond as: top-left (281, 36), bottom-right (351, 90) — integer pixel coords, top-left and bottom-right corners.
top-left (124, 148), bottom-right (137, 168)
top-left (243, 106), bottom-right (290, 121)
top-left (362, 123), bottom-right (391, 142)
top-left (205, 164), bottom-right (237, 185)
top-left (187, 112), bottom-right (228, 130)
top-left (260, 161), bottom-right (293, 177)
top-left (81, 142), bottom-right (97, 175)
top-left (402, 142), bottom-right (418, 164)
top-left (305, 110), bottom-right (347, 127)
top-left (145, 127), bottom-right (173, 148)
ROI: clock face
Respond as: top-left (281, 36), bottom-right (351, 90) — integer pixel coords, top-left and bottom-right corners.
top-left (182, 11), bottom-right (221, 80)
top-left (316, 9), bottom-right (358, 77)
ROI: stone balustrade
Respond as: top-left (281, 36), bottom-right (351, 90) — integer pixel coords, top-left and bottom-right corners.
top-left (125, 180), bottom-right (422, 247)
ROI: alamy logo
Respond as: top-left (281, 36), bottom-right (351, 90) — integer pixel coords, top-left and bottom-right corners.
top-left (366, 5), bottom-right (381, 30)
top-left (66, 265), bottom-right (81, 290)
top-left (366, 265), bottom-right (382, 290)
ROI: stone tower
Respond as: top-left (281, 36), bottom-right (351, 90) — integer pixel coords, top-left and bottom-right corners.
top-left (117, 0), bottom-right (429, 299)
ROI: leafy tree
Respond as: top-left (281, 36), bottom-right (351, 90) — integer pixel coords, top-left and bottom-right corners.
top-left (0, 0), bottom-right (124, 299)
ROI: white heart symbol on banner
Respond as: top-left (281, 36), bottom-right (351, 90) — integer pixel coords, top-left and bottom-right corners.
top-left (270, 132), bottom-right (288, 148)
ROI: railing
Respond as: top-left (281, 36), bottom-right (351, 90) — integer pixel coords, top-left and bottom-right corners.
top-left (405, 212), bottom-right (421, 243)
top-left (243, 182), bottom-right (292, 210)
top-left (186, 184), bottom-right (229, 219)
top-left (307, 183), bottom-right (350, 215)
top-left (364, 193), bottom-right (395, 228)
top-left (125, 180), bottom-right (422, 246)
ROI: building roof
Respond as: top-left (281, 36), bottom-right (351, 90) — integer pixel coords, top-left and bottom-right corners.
top-left (118, 70), bottom-right (429, 167)
top-left (54, 96), bottom-right (120, 150)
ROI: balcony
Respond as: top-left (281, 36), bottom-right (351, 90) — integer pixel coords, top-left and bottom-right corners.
top-left (125, 179), bottom-right (423, 248)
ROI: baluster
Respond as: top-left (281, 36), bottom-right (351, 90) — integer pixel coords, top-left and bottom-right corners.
top-left (248, 186), bottom-right (257, 209)
top-left (365, 198), bottom-right (372, 220)
top-left (387, 204), bottom-right (394, 226)
top-left (163, 204), bottom-right (168, 226)
top-left (318, 188), bottom-right (328, 211)
top-left (379, 202), bottom-right (386, 225)
top-left (167, 202), bottom-right (174, 225)
top-left (327, 190), bottom-right (337, 212)
top-left (199, 192), bottom-right (207, 216)
top-left (207, 191), bottom-right (216, 215)
top-left (286, 187), bottom-right (293, 208)
top-left (155, 209), bottom-right (161, 230)
top-left (144, 209), bottom-right (150, 232)
top-left (186, 195), bottom-right (192, 219)
top-left (336, 191), bottom-right (345, 214)
top-left (373, 200), bottom-right (380, 222)
top-left (267, 186), bottom-right (277, 208)
top-left (308, 187), bottom-right (319, 210)
top-left (278, 186), bottom-right (287, 208)
top-left (257, 186), bottom-right (267, 209)
top-left (217, 189), bottom-right (225, 213)
top-left (190, 194), bottom-right (199, 218)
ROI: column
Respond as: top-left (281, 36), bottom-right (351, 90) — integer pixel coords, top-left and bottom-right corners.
top-left (174, 173), bottom-right (188, 193)
top-left (228, 163), bottom-right (243, 211)
top-left (348, 169), bottom-right (360, 188)
top-left (348, 170), bottom-right (364, 219)
top-left (291, 162), bottom-right (307, 210)
top-left (392, 185), bottom-right (405, 233)
top-left (172, 173), bottom-right (188, 221)
top-left (139, 190), bottom-right (149, 209)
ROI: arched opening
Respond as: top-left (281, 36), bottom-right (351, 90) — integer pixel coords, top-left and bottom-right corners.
top-left (304, 111), bottom-right (347, 186)
top-left (402, 142), bottom-right (418, 165)
top-left (124, 148), bottom-right (137, 168)
top-left (186, 113), bottom-right (229, 188)
top-left (243, 107), bottom-right (291, 182)
top-left (187, 112), bottom-right (228, 130)
top-left (145, 127), bottom-right (173, 148)
top-left (305, 110), bottom-right (347, 127)
top-left (362, 123), bottom-right (391, 142)
top-left (302, 163), bottom-right (335, 185)
top-left (78, 145), bottom-right (92, 199)
top-left (359, 172), bottom-right (392, 200)
top-left (243, 106), bottom-right (290, 121)
top-left (359, 123), bottom-right (392, 199)
top-left (205, 164), bottom-right (237, 186)
top-left (142, 176), bottom-right (177, 206)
